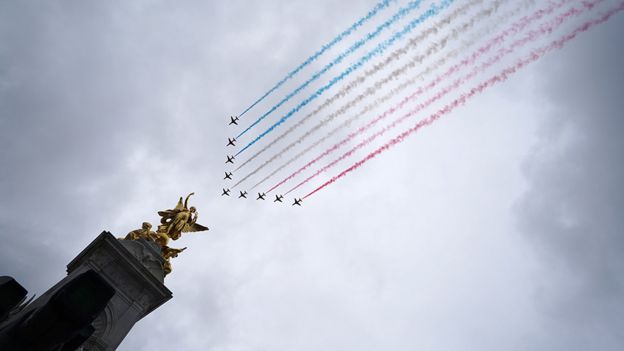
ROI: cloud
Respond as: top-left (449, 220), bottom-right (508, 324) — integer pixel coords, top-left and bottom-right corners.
top-left (515, 12), bottom-right (624, 350)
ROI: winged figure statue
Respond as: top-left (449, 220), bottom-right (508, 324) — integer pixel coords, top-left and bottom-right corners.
top-left (157, 192), bottom-right (208, 240)
top-left (121, 193), bottom-right (207, 276)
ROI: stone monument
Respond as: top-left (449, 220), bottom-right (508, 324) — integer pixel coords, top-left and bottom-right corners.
top-left (0, 193), bottom-right (208, 350)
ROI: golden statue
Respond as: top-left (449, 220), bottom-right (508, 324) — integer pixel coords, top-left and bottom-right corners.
top-left (157, 192), bottom-right (208, 240)
top-left (162, 246), bottom-right (187, 276)
top-left (121, 193), bottom-right (208, 277)
top-left (124, 222), bottom-right (155, 240)
top-left (150, 230), bottom-right (170, 248)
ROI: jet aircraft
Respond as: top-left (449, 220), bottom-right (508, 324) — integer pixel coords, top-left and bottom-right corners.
top-left (227, 138), bottom-right (236, 146)
top-left (221, 188), bottom-right (230, 196)
top-left (256, 192), bottom-right (266, 200)
top-left (274, 195), bottom-right (284, 203)
top-left (238, 191), bottom-right (248, 199)
top-left (292, 198), bottom-right (303, 206)
top-left (225, 155), bottom-right (235, 164)
top-left (229, 116), bottom-right (239, 125)
top-left (224, 172), bottom-right (233, 180)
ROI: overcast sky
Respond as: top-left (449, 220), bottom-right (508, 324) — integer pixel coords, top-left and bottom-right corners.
top-left (1, 1), bottom-right (623, 350)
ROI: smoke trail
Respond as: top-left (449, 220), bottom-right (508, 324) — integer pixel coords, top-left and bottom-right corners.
top-left (234, 0), bottom-right (486, 174)
top-left (236, 0), bottom-right (456, 153)
top-left (237, 0), bottom-right (423, 138)
top-left (286, 3), bottom-right (593, 195)
top-left (252, 0), bottom-right (534, 191)
top-left (303, 2), bottom-right (624, 199)
top-left (237, 0), bottom-right (395, 118)
top-left (270, 0), bottom-right (574, 194)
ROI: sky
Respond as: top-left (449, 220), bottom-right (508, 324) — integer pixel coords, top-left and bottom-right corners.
top-left (0, 0), bottom-right (623, 350)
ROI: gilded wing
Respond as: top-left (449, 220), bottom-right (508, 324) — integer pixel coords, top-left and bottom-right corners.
top-left (173, 196), bottom-right (185, 211)
top-left (182, 222), bottom-right (209, 233)
top-left (158, 209), bottom-right (180, 224)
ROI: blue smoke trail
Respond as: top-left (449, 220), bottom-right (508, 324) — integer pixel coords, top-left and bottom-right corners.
top-left (237, 0), bottom-right (396, 119)
top-left (237, 0), bottom-right (423, 139)
top-left (237, 0), bottom-right (455, 156)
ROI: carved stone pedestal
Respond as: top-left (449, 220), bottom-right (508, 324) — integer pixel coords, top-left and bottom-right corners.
top-left (23, 231), bottom-right (172, 350)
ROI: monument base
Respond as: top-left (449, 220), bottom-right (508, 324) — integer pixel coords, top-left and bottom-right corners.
top-left (15, 232), bottom-right (172, 351)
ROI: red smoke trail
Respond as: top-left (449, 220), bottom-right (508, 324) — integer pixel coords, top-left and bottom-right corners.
top-left (303, 2), bottom-right (624, 199)
top-left (268, 0), bottom-right (578, 194)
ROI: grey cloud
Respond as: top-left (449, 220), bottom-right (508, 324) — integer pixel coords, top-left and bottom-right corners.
top-left (515, 13), bottom-right (624, 350)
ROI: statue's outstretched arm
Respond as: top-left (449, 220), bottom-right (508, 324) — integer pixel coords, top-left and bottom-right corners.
top-left (191, 212), bottom-right (198, 224)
